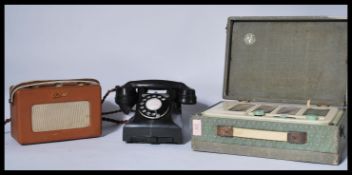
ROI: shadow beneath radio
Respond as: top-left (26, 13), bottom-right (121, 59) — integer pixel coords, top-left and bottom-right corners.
top-left (181, 101), bottom-right (209, 144)
top-left (101, 101), bottom-right (130, 137)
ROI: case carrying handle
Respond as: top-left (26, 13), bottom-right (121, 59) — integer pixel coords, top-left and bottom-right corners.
top-left (217, 125), bottom-right (307, 144)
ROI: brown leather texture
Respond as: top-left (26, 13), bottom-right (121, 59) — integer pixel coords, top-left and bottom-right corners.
top-left (217, 126), bottom-right (233, 137)
top-left (10, 79), bottom-right (102, 145)
top-left (287, 131), bottom-right (307, 144)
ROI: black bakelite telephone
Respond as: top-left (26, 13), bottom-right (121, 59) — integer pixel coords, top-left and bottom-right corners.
top-left (113, 80), bottom-right (197, 144)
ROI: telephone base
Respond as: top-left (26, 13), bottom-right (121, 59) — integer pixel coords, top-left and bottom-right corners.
top-left (123, 122), bottom-right (182, 144)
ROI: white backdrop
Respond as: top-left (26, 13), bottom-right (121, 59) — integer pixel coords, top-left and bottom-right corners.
top-left (4, 5), bottom-right (347, 170)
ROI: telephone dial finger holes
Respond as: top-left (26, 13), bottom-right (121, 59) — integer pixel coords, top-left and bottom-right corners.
top-left (138, 94), bottom-right (170, 119)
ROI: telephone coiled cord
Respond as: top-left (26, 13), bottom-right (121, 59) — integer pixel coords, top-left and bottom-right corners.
top-left (101, 86), bottom-right (129, 124)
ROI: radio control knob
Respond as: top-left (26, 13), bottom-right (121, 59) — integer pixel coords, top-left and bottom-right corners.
top-left (145, 98), bottom-right (162, 111)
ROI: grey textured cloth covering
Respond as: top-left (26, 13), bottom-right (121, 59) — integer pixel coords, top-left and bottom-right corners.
top-left (223, 17), bottom-right (347, 107)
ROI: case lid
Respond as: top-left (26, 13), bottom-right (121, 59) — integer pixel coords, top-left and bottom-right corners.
top-left (9, 78), bottom-right (100, 103)
top-left (223, 16), bottom-right (347, 107)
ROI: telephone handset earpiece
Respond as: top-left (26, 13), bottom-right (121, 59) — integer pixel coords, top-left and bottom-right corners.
top-left (115, 85), bottom-right (137, 114)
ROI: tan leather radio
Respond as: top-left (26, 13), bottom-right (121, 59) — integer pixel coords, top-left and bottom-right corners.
top-left (9, 79), bottom-right (102, 144)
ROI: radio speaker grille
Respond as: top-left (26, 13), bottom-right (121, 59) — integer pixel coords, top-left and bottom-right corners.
top-left (31, 101), bottom-right (90, 132)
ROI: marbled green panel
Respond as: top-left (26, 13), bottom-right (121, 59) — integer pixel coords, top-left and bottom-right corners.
top-left (192, 115), bottom-right (339, 153)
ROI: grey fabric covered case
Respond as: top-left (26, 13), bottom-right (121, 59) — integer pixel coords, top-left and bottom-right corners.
top-left (191, 16), bottom-right (347, 165)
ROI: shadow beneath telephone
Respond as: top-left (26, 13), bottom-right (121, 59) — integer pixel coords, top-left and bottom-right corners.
top-left (101, 100), bottom-right (209, 142)
top-left (181, 101), bottom-right (209, 144)
top-left (101, 101), bottom-right (130, 137)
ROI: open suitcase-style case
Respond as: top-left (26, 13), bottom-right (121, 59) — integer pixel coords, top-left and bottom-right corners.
top-left (191, 16), bottom-right (347, 165)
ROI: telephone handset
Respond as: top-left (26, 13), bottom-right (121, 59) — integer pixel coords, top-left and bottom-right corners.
top-left (114, 80), bottom-right (196, 144)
